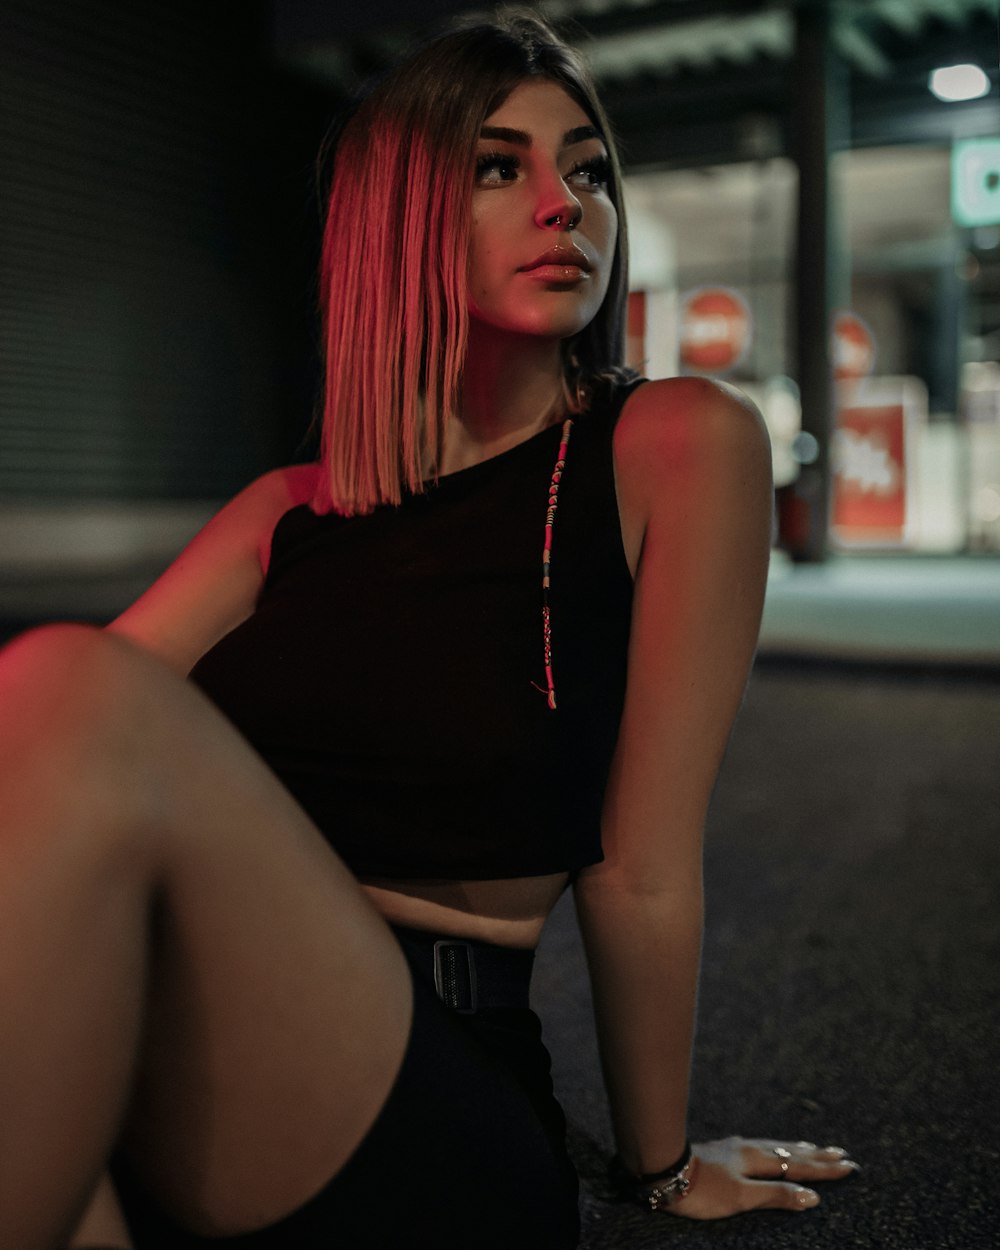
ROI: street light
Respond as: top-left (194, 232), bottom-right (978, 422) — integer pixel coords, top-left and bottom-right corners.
top-left (929, 64), bottom-right (990, 103)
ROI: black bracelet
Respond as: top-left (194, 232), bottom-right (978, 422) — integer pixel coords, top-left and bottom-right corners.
top-left (631, 1141), bottom-right (692, 1184)
top-left (610, 1142), bottom-right (695, 1212)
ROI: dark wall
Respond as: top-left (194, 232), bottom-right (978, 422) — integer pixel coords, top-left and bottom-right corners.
top-left (0, 0), bottom-right (324, 501)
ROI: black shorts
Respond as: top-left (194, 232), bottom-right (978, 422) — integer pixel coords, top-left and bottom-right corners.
top-left (114, 928), bottom-right (580, 1249)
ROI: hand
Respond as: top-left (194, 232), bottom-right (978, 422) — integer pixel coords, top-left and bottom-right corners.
top-left (667, 1136), bottom-right (860, 1220)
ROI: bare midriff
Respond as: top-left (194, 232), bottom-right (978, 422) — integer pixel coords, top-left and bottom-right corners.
top-left (359, 871), bottom-right (569, 950)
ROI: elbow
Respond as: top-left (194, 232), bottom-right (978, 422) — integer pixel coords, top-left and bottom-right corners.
top-left (574, 857), bottom-right (704, 908)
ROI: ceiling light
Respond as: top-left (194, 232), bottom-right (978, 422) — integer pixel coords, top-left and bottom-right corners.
top-left (929, 64), bottom-right (990, 103)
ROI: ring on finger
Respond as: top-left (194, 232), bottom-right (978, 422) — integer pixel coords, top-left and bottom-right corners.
top-left (774, 1146), bottom-right (792, 1176)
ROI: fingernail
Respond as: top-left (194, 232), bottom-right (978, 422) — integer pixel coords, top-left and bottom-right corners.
top-left (796, 1187), bottom-right (820, 1208)
top-left (797, 1140), bottom-right (817, 1149)
top-left (843, 1160), bottom-right (862, 1171)
top-left (822, 1145), bottom-right (847, 1157)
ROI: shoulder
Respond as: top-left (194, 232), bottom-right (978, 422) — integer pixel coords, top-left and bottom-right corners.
top-left (237, 462), bottom-right (321, 521)
top-left (225, 463), bottom-right (322, 571)
top-left (611, 377), bottom-right (772, 571)
top-left (615, 376), bottom-right (769, 482)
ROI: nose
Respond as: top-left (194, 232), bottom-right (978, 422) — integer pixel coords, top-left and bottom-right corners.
top-left (536, 187), bottom-right (583, 233)
top-left (541, 206), bottom-right (582, 232)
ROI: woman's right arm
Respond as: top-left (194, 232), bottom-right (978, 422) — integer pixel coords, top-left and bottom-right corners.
top-left (107, 464), bottom-right (319, 674)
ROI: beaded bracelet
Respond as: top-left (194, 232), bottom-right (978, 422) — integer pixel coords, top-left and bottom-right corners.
top-left (610, 1142), bottom-right (695, 1211)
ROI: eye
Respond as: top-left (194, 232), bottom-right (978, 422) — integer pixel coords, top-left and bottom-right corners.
top-left (475, 151), bottom-right (521, 187)
top-left (566, 155), bottom-right (612, 191)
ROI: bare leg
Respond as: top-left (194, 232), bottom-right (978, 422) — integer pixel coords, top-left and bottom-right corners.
top-left (0, 625), bottom-right (412, 1248)
top-left (65, 1174), bottom-right (132, 1248)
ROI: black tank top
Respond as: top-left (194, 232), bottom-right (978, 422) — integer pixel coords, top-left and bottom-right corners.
top-left (191, 375), bottom-right (643, 879)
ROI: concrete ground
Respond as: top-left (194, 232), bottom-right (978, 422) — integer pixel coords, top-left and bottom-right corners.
top-left (759, 553), bottom-right (1000, 666)
top-left (534, 657), bottom-right (999, 1250)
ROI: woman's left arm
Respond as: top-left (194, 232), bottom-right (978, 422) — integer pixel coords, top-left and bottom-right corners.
top-left (574, 377), bottom-right (856, 1218)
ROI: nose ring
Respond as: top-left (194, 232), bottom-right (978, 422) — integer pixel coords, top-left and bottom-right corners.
top-left (552, 212), bottom-right (579, 232)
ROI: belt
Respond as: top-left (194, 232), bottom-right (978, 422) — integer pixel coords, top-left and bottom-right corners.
top-left (392, 925), bottom-right (536, 1014)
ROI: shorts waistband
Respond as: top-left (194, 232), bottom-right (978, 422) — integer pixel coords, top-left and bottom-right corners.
top-left (391, 925), bottom-right (535, 1014)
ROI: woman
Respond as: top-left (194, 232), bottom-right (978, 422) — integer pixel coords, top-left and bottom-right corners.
top-left (0, 12), bottom-right (857, 1249)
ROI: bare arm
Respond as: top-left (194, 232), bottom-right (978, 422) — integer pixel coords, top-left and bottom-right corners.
top-left (574, 378), bottom-right (856, 1217)
top-left (575, 375), bottom-right (771, 1172)
top-left (107, 464), bottom-right (319, 672)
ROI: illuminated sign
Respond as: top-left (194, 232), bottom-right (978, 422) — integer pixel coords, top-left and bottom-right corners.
top-left (679, 286), bottom-right (751, 373)
top-left (833, 377), bottom-right (927, 548)
top-left (952, 139), bottom-right (1000, 228)
top-left (833, 311), bottom-right (876, 381)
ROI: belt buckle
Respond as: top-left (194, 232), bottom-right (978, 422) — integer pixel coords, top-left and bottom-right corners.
top-left (433, 940), bottom-right (478, 1014)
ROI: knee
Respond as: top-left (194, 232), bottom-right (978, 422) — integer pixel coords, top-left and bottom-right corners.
top-left (0, 625), bottom-right (171, 843)
top-left (0, 623), bottom-right (147, 752)
top-left (2, 621), bottom-right (118, 700)
top-left (0, 624), bottom-right (165, 896)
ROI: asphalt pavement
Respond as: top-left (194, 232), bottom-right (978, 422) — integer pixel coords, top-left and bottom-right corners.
top-left (534, 657), bottom-right (1000, 1250)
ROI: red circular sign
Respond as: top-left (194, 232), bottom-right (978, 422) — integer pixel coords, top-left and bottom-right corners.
top-left (680, 287), bottom-right (751, 372)
top-left (833, 311), bottom-right (876, 380)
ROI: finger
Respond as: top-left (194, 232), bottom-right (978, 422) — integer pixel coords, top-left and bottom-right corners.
top-left (745, 1138), bottom-right (848, 1162)
top-left (755, 1139), bottom-right (858, 1160)
top-left (792, 1155), bottom-right (861, 1182)
top-left (747, 1142), bottom-right (860, 1183)
top-left (793, 1143), bottom-right (862, 1179)
top-left (742, 1180), bottom-right (821, 1214)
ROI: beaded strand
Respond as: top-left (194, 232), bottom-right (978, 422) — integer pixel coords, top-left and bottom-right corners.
top-left (539, 417), bottom-right (574, 710)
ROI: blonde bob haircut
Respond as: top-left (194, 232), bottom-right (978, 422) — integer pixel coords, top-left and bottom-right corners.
top-left (317, 10), bottom-right (629, 515)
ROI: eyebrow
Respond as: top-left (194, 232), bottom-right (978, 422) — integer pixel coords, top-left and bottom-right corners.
top-left (478, 124), bottom-right (604, 149)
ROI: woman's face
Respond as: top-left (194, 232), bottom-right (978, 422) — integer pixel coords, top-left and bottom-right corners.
top-left (468, 79), bottom-right (618, 342)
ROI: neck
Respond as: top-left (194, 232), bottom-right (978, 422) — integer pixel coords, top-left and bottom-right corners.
top-left (440, 326), bottom-right (567, 476)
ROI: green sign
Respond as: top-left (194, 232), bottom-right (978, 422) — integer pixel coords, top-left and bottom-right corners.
top-left (952, 139), bottom-right (1000, 227)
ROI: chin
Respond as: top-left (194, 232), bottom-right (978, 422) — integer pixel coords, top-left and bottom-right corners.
top-left (470, 281), bottom-right (606, 340)
top-left (476, 303), bottom-right (600, 342)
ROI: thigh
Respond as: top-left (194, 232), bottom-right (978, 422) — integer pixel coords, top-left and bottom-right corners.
top-left (132, 684), bottom-right (413, 1233)
top-left (115, 968), bottom-right (580, 1250)
top-left (15, 626), bottom-right (414, 1238)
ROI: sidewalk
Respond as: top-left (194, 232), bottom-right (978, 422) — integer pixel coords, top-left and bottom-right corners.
top-left (759, 552), bottom-right (1000, 667)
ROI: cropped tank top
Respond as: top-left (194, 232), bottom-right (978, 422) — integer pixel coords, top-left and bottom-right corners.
top-left (190, 375), bottom-right (644, 880)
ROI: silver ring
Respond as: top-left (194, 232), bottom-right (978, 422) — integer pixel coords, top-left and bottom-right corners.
top-left (774, 1146), bottom-right (792, 1176)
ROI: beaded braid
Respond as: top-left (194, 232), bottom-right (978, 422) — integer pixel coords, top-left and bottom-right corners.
top-left (539, 417), bottom-right (574, 710)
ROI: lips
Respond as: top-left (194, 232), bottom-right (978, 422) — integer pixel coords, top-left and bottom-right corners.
top-left (519, 245), bottom-right (593, 274)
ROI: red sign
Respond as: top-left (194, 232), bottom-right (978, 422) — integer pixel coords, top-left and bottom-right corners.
top-left (832, 403), bottom-right (906, 543)
top-left (680, 287), bottom-right (751, 373)
top-left (833, 311), bottom-right (876, 380)
top-left (626, 290), bottom-right (647, 371)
